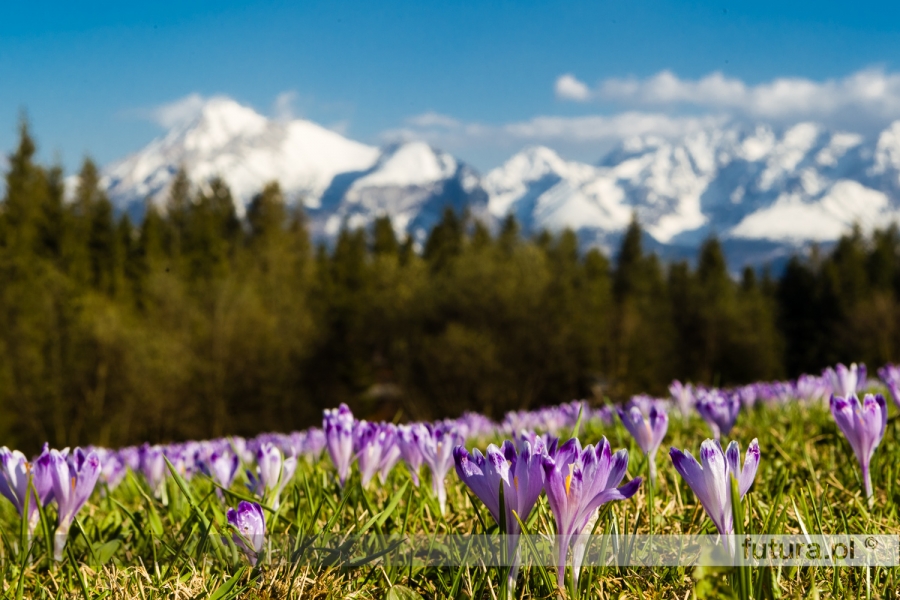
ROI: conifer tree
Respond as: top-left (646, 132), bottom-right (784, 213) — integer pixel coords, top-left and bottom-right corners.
top-left (165, 167), bottom-right (192, 261)
top-left (371, 215), bottom-right (398, 256)
top-left (423, 207), bottom-right (463, 270)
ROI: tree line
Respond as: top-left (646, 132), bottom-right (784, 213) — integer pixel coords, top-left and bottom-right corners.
top-left (1, 124), bottom-right (896, 451)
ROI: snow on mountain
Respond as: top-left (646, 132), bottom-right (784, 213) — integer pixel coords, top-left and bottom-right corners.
top-left (102, 98), bottom-right (488, 244)
top-left (483, 146), bottom-right (631, 240)
top-left (484, 121), bottom-right (900, 256)
top-left (99, 95), bottom-right (900, 266)
top-left (729, 181), bottom-right (893, 242)
top-left (104, 97), bottom-right (380, 215)
top-left (311, 141), bottom-right (488, 242)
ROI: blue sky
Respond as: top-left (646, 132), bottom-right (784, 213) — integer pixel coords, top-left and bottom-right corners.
top-left (3, 0), bottom-right (900, 171)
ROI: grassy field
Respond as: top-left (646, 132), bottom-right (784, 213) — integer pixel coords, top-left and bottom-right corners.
top-left (1, 392), bottom-right (899, 600)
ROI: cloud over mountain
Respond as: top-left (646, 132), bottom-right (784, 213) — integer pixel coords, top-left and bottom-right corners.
top-left (556, 68), bottom-right (900, 131)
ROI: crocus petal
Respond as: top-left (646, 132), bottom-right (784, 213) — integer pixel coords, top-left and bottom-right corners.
top-left (576, 476), bottom-right (642, 526)
top-left (670, 448), bottom-right (712, 508)
top-left (739, 439), bottom-right (760, 497)
top-left (453, 447), bottom-right (502, 523)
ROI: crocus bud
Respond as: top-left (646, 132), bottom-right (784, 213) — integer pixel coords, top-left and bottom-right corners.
top-left (670, 439), bottom-right (759, 554)
top-left (419, 424), bottom-right (462, 515)
top-left (247, 443), bottom-right (296, 509)
top-left (139, 444), bottom-right (167, 498)
top-left (398, 424), bottom-right (426, 486)
top-left (617, 402), bottom-right (668, 483)
top-left (877, 364), bottom-right (900, 408)
top-left (354, 422), bottom-right (401, 487)
top-left (227, 500), bottom-right (266, 566)
top-left (669, 380), bottom-right (695, 419)
top-left (48, 447), bottom-right (101, 560)
top-left (825, 363), bottom-right (867, 398)
top-left (830, 393), bottom-right (886, 506)
top-left (0, 446), bottom-right (54, 537)
top-left (695, 390), bottom-right (741, 440)
top-left (324, 404), bottom-right (355, 487)
top-left (453, 434), bottom-right (547, 595)
top-left (202, 448), bottom-right (240, 499)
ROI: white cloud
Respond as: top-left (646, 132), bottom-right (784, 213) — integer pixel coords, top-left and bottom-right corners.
top-left (554, 74), bottom-right (591, 101)
top-left (502, 112), bottom-right (726, 142)
top-left (385, 110), bottom-right (723, 144)
top-left (380, 110), bottom-right (727, 168)
top-left (149, 93), bottom-right (207, 128)
top-left (559, 68), bottom-right (900, 128)
top-left (406, 111), bottom-right (461, 129)
top-left (327, 119), bottom-right (350, 135)
top-left (272, 91), bottom-right (298, 121)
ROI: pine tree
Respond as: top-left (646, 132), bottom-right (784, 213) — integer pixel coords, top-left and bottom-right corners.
top-left (423, 207), bottom-right (463, 270)
top-left (613, 216), bottom-right (643, 303)
top-left (371, 216), bottom-right (398, 256)
top-left (88, 193), bottom-right (122, 296)
top-left (165, 167), bottom-right (192, 261)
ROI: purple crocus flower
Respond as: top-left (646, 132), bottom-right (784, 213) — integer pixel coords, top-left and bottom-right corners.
top-left (232, 436), bottom-right (254, 465)
top-left (419, 424), bottom-right (463, 515)
top-left (47, 447), bottom-right (102, 560)
top-left (617, 402), bottom-right (668, 483)
top-left (825, 363), bottom-right (867, 398)
top-left (451, 412), bottom-right (496, 439)
top-left (354, 422), bottom-right (401, 487)
top-left (628, 394), bottom-right (667, 415)
top-left (163, 444), bottom-right (196, 481)
top-left (669, 380), bottom-right (695, 419)
top-left (118, 446), bottom-right (141, 473)
top-left (202, 448), bottom-right (240, 497)
top-left (734, 385), bottom-right (758, 409)
top-left (695, 390), bottom-right (741, 440)
top-left (0, 446), bottom-right (54, 536)
top-left (247, 443), bottom-right (296, 510)
top-left (323, 404), bottom-right (356, 487)
top-left (398, 424), bottom-right (427, 486)
top-left (877, 364), bottom-right (900, 408)
top-left (669, 439), bottom-right (759, 553)
top-left (226, 500), bottom-right (266, 566)
top-left (306, 428), bottom-right (327, 461)
top-left (453, 435), bottom-right (547, 592)
top-left (795, 374), bottom-right (830, 404)
top-left (542, 437), bottom-right (642, 588)
top-left (139, 444), bottom-right (167, 498)
top-left (290, 428), bottom-right (326, 463)
top-left (98, 450), bottom-right (126, 491)
top-left (593, 405), bottom-right (615, 426)
top-left (830, 393), bottom-right (886, 505)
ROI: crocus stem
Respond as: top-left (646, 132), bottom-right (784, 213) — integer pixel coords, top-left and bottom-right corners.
top-left (647, 452), bottom-right (656, 537)
top-left (53, 523), bottom-right (69, 562)
top-left (863, 464), bottom-right (873, 508)
top-left (27, 512), bottom-right (39, 543)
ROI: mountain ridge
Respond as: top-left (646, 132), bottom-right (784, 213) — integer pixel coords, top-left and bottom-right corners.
top-left (98, 97), bottom-right (900, 266)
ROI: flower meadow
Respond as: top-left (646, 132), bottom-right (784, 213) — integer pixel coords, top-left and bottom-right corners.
top-left (1, 364), bottom-right (900, 598)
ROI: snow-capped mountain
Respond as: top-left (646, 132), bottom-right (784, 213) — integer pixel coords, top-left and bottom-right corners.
top-left (485, 122), bottom-right (900, 261)
top-left (104, 97), bottom-right (381, 216)
top-left (100, 96), bottom-right (900, 267)
top-left (104, 98), bottom-right (489, 243)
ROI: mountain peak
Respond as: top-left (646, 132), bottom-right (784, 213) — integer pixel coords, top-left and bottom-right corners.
top-left (175, 97), bottom-right (269, 153)
top-left (356, 141), bottom-right (459, 189)
top-left (104, 97), bottom-right (379, 214)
